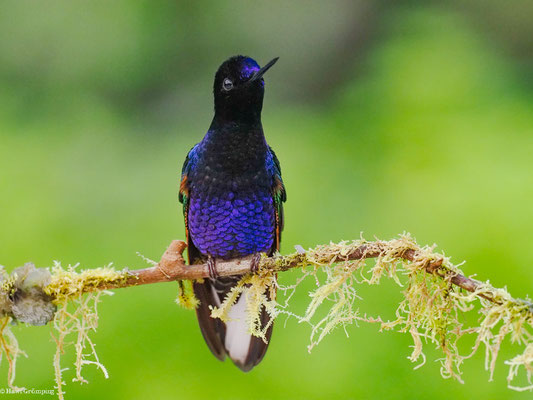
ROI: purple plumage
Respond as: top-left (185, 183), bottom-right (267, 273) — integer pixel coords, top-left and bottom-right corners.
top-left (179, 55), bottom-right (285, 372)
top-left (188, 190), bottom-right (275, 258)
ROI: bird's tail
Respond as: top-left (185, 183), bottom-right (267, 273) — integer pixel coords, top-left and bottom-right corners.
top-left (193, 277), bottom-right (273, 372)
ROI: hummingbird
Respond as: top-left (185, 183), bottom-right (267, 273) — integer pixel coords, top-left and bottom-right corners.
top-left (178, 56), bottom-right (286, 371)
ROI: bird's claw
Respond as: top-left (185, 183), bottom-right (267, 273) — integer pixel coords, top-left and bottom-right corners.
top-left (207, 256), bottom-right (219, 280)
top-left (250, 253), bottom-right (262, 274)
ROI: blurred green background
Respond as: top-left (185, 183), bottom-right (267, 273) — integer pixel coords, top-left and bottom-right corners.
top-left (1, 1), bottom-right (533, 399)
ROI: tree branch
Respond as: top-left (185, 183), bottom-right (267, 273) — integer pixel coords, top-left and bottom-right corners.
top-left (88, 239), bottom-right (531, 313)
top-left (2, 236), bottom-right (531, 394)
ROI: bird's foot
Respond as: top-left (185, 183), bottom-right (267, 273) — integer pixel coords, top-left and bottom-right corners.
top-left (207, 255), bottom-right (219, 280)
top-left (250, 253), bottom-right (262, 274)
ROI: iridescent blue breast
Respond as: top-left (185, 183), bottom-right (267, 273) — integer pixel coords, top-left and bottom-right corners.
top-left (188, 189), bottom-right (275, 259)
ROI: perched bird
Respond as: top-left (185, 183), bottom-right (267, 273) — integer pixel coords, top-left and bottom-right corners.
top-left (178, 56), bottom-right (286, 371)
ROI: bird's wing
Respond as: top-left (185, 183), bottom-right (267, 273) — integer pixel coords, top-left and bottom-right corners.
top-left (179, 144), bottom-right (201, 262)
top-left (268, 146), bottom-right (286, 254)
top-left (178, 145), bottom-right (196, 215)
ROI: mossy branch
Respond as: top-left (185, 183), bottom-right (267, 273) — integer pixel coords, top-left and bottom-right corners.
top-left (0, 234), bottom-right (532, 398)
top-left (42, 238), bottom-right (533, 311)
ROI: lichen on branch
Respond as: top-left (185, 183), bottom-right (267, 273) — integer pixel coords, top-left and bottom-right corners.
top-left (49, 263), bottom-right (112, 400)
top-left (0, 234), bottom-right (531, 397)
top-left (210, 235), bottom-right (533, 390)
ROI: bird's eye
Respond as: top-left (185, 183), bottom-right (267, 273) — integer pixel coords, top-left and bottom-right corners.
top-left (222, 78), bottom-right (233, 91)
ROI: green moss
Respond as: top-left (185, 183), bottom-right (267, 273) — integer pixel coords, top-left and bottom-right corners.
top-left (210, 234), bottom-right (532, 391)
top-left (1, 235), bottom-right (531, 396)
top-left (44, 261), bottom-right (132, 303)
top-left (175, 280), bottom-right (199, 310)
top-left (210, 269), bottom-right (278, 342)
top-left (51, 291), bottom-right (109, 400)
top-left (43, 262), bottom-right (130, 400)
top-left (0, 316), bottom-right (26, 393)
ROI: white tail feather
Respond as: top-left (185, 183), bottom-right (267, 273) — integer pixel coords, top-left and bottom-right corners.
top-left (224, 291), bottom-right (251, 364)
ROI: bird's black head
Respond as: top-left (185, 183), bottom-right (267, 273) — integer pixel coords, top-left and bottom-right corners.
top-left (213, 55), bottom-right (278, 123)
